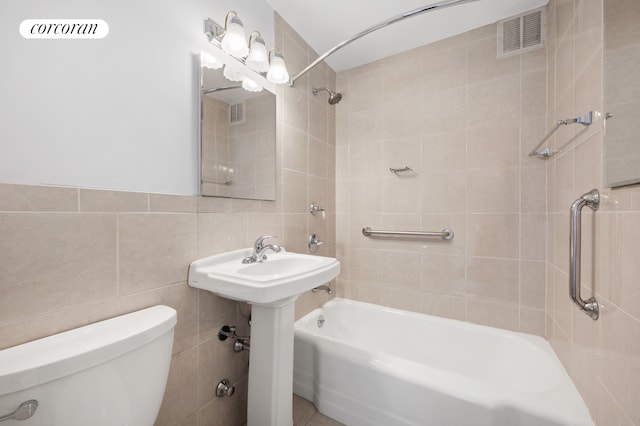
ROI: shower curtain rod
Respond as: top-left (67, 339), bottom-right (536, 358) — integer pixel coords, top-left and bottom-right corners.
top-left (288, 0), bottom-right (480, 86)
top-left (202, 85), bottom-right (241, 95)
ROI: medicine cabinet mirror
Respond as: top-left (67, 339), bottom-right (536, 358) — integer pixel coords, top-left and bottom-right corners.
top-left (604, 0), bottom-right (640, 187)
top-left (199, 51), bottom-right (276, 200)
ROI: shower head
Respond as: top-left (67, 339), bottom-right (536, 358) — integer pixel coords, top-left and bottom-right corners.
top-left (312, 87), bottom-right (342, 105)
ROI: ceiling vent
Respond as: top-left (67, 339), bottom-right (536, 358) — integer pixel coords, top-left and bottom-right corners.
top-left (229, 102), bottom-right (245, 125)
top-left (497, 7), bottom-right (546, 59)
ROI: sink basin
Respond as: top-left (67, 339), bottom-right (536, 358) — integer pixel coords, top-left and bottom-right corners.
top-left (188, 248), bottom-right (340, 305)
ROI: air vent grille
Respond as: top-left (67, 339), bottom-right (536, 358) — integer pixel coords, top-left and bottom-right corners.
top-left (229, 102), bottom-right (245, 125)
top-left (498, 8), bottom-right (546, 58)
top-left (502, 18), bottom-right (521, 53)
top-left (523, 10), bottom-right (543, 47)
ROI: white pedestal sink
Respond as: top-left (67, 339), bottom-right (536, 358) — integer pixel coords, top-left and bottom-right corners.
top-left (188, 248), bottom-right (340, 426)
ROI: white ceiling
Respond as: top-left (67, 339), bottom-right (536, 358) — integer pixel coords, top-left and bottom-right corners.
top-left (266, 0), bottom-right (549, 72)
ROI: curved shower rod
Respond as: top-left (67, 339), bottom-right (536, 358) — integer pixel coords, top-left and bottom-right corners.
top-left (288, 0), bottom-right (481, 86)
top-left (202, 85), bottom-right (242, 95)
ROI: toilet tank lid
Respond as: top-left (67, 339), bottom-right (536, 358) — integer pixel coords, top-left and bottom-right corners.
top-left (0, 305), bottom-right (177, 396)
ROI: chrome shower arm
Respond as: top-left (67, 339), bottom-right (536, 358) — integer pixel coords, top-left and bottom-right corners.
top-left (312, 86), bottom-right (342, 104)
top-left (312, 87), bottom-right (329, 96)
top-left (288, 0), bottom-right (480, 86)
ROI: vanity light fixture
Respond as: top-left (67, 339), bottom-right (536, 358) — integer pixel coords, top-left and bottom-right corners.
top-left (204, 13), bottom-right (289, 85)
top-left (266, 48), bottom-right (290, 84)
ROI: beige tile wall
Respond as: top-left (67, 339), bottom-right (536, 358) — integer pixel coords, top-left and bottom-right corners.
top-left (335, 23), bottom-right (548, 335)
top-left (546, 0), bottom-right (640, 424)
top-left (0, 14), bottom-right (335, 426)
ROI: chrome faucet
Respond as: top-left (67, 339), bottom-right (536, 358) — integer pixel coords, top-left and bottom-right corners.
top-left (242, 235), bottom-right (282, 263)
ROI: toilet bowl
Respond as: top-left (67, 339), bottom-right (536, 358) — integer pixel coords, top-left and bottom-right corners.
top-left (0, 305), bottom-right (177, 425)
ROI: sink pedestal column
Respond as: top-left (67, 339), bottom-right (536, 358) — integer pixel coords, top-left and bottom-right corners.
top-left (247, 296), bottom-right (297, 426)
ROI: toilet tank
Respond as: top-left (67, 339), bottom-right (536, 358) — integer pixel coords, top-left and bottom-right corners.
top-left (0, 305), bottom-right (177, 426)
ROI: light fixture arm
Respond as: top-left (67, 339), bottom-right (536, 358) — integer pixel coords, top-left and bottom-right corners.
top-left (248, 31), bottom-right (262, 47)
top-left (268, 47), bottom-right (281, 60)
top-left (288, 0), bottom-right (480, 86)
top-left (210, 11), bottom-right (239, 39)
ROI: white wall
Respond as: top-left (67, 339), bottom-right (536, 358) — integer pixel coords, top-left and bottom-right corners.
top-left (0, 0), bottom-right (275, 194)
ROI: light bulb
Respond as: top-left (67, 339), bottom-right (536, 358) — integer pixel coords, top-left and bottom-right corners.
top-left (267, 51), bottom-right (289, 84)
top-left (220, 16), bottom-right (248, 58)
top-left (246, 35), bottom-right (269, 73)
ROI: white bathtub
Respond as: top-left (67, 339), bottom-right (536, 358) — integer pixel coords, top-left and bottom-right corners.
top-left (294, 298), bottom-right (593, 426)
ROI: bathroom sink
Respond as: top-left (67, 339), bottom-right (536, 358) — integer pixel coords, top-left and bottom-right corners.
top-left (190, 247), bottom-right (340, 425)
top-left (188, 248), bottom-right (340, 305)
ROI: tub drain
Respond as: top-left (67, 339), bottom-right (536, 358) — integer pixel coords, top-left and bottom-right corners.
top-left (317, 315), bottom-right (325, 328)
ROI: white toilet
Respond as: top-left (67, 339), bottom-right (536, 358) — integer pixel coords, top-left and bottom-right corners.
top-left (0, 305), bottom-right (177, 425)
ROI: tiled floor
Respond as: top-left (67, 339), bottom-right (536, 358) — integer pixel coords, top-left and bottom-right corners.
top-left (293, 394), bottom-right (345, 426)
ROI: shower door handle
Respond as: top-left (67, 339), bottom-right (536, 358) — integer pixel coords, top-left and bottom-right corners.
top-left (569, 189), bottom-right (600, 320)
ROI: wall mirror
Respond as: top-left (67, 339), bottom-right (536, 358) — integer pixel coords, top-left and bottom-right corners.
top-left (199, 51), bottom-right (276, 200)
top-left (604, 0), bottom-right (640, 188)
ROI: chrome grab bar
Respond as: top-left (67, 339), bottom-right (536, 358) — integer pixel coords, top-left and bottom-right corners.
top-left (362, 227), bottom-right (454, 240)
top-left (569, 189), bottom-right (600, 320)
